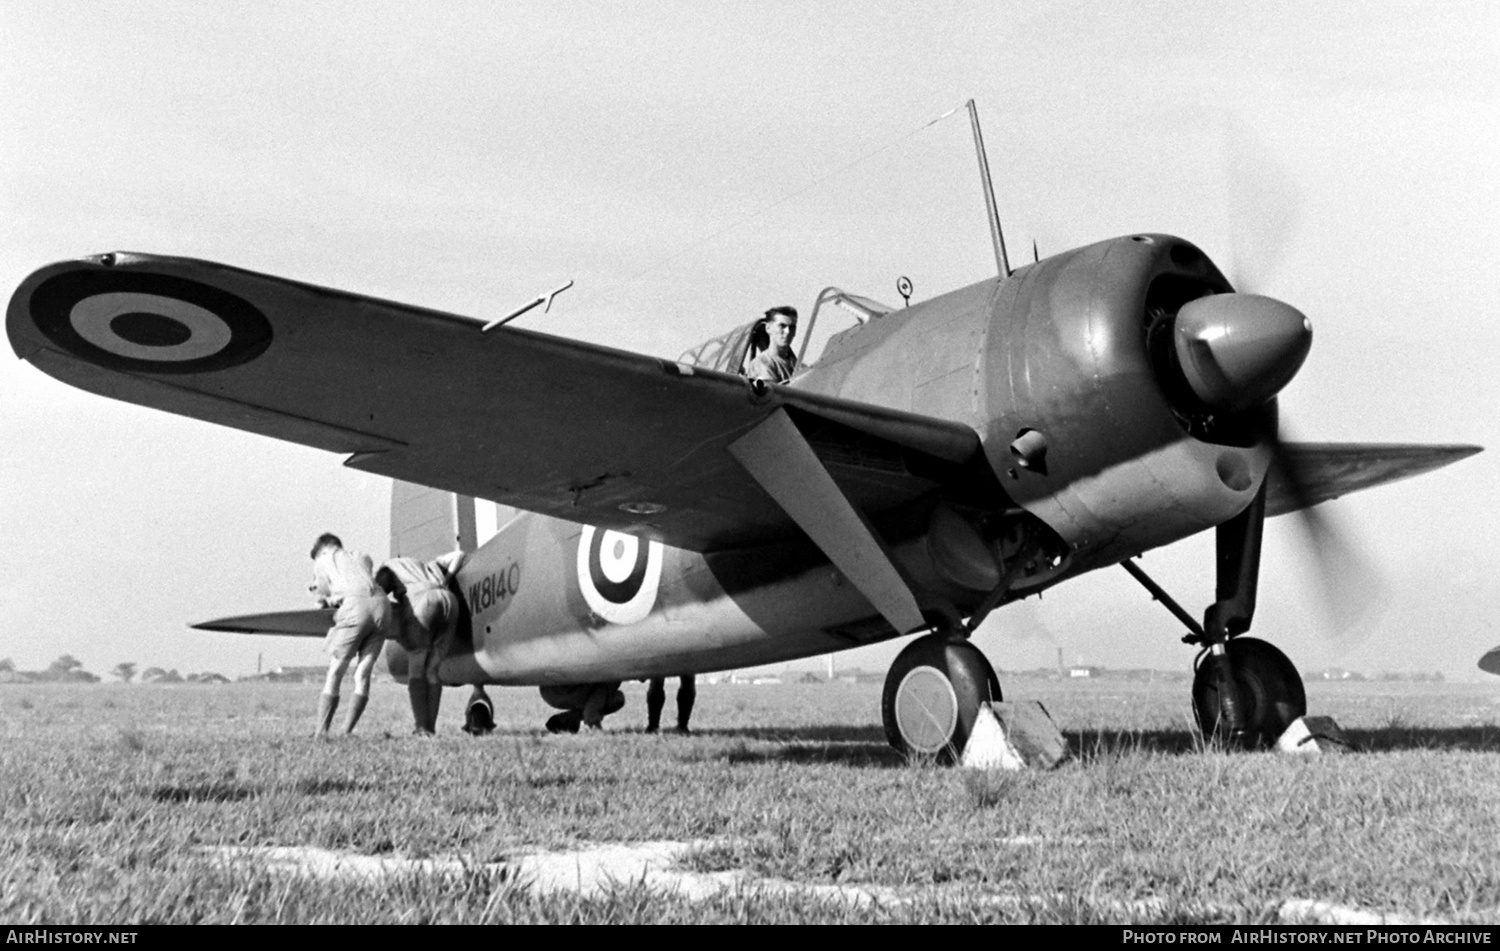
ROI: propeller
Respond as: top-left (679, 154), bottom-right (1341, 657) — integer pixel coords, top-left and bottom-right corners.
top-left (1214, 118), bottom-right (1383, 642)
top-left (1260, 417), bottom-right (1385, 642)
top-left (1221, 114), bottom-right (1303, 296)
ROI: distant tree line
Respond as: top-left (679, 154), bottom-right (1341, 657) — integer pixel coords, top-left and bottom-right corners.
top-left (0, 654), bottom-right (99, 683)
top-left (0, 656), bottom-right (228, 684)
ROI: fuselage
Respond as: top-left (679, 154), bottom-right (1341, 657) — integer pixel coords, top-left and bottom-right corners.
top-left (439, 234), bottom-right (1276, 686)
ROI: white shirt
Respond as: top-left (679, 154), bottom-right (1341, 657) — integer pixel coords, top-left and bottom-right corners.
top-left (311, 547), bottom-right (379, 607)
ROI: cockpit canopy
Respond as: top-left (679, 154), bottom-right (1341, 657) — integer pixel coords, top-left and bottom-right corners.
top-left (676, 319), bottom-right (763, 376)
top-left (675, 287), bottom-right (897, 377)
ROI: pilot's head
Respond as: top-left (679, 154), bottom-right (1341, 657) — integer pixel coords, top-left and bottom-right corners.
top-left (764, 306), bottom-right (797, 352)
top-left (310, 532), bottom-right (343, 559)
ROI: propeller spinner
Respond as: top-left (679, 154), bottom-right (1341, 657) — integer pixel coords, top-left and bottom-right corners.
top-left (1173, 293), bottom-right (1312, 413)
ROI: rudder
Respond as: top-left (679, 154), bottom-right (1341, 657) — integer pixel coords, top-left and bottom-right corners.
top-left (391, 480), bottom-right (477, 559)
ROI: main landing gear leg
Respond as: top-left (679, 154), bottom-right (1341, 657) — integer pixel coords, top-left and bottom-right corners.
top-left (881, 630), bottom-right (1001, 762)
top-left (1201, 604), bottom-right (1249, 745)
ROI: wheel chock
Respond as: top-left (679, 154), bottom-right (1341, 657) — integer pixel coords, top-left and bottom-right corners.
top-left (1274, 715), bottom-right (1353, 754)
top-left (961, 701), bottom-right (1067, 770)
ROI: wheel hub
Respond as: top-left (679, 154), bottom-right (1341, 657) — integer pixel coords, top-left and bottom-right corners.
top-left (894, 665), bottom-right (959, 754)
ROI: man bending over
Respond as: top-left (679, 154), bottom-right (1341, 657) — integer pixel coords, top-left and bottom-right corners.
top-left (310, 533), bottom-right (393, 737)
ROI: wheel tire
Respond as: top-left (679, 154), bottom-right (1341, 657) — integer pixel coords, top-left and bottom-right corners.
top-left (1192, 637), bottom-right (1306, 748)
top-left (463, 694), bottom-right (496, 735)
top-left (881, 634), bottom-right (1001, 762)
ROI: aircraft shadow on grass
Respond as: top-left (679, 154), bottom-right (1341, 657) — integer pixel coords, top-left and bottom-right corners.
top-left (569, 723), bottom-right (1500, 765)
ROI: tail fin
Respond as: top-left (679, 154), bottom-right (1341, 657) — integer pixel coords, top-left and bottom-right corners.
top-left (391, 481), bottom-right (477, 559)
top-left (390, 481), bottom-right (519, 557)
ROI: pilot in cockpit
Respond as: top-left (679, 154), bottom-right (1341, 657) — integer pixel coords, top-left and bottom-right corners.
top-left (742, 306), bottom-right (798, 384)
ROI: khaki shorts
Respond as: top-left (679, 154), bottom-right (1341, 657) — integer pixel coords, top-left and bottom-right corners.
top-left (400, 587), bottom-right (458, 649)
top-left (325, 595), bottom-right (393, 660)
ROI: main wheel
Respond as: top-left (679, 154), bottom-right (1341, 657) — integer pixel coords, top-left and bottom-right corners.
top-left (881, 634), bottom-right (1001, 762)
top-left (1192, 637), bottom-right (1306, 748)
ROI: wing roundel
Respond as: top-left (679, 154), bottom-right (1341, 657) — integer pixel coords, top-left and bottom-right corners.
top-left (26, 264), bottom-right (272, 373)
top-left (10, 252), bottom-right (989, 555)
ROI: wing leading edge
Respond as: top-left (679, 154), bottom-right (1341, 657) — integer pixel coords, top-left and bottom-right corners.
top-left (8, 253), bottom-right (988, 554)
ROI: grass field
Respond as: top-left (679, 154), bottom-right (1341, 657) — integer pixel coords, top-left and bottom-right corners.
top-left (3, 676), bottom-right (1499, 924)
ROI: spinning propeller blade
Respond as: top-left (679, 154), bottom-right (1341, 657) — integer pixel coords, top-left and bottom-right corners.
top-left (1222, 115), bottom-right (1303, 295)
top-left (1262, 420), bottom-right (1385, 642)
top-left (1221, 117), bottom-right (1382, 641)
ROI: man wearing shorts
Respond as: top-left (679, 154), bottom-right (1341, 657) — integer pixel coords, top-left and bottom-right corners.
top-left (310, 533), bottom-right (393, 736)
top-left (377, 551), bottom-right (465, 734)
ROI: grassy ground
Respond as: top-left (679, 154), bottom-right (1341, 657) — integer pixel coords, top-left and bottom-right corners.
top-left (3, 676), bottom-right (1499, 923)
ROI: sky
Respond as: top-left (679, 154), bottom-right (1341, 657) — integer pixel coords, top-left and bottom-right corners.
top-left (2, 2), bottom-right (1497, 684)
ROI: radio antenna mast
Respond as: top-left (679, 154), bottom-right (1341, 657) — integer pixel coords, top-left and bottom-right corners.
top-left (966, 99), bottom-right (1011, 278)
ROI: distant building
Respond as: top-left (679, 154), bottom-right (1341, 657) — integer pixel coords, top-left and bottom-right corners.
top-left (1316, 668), bottom-right (1365, 682)
top-left (240, 665), bottom-right (327, 684)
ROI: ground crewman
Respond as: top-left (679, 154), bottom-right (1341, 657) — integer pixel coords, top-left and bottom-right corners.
top-left (376, 550), bottom-right (465, 734)
top-left (540, 682), bottom-right (625, 732)
top-left (646, 675), bottom-right (697, 734)
top-left (309, 533), bottom-right (393, 736)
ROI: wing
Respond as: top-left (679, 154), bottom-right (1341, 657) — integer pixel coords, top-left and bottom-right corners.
top-left (192, 609), bottom-right (333, 637)
top-left (1264, 442), bottom-right (1481, 517)
top-left (8, 253), bottom-right (990, 553)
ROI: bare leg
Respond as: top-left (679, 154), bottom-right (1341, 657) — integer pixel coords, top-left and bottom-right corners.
top-left (322, 655), bottom-right (352, 697)
top-left (343, 638), bottom-right (382, 735)
top-left (351, 638), bottom-right (381, 696)
top-left (318, 655), bottom-right (352, 737)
